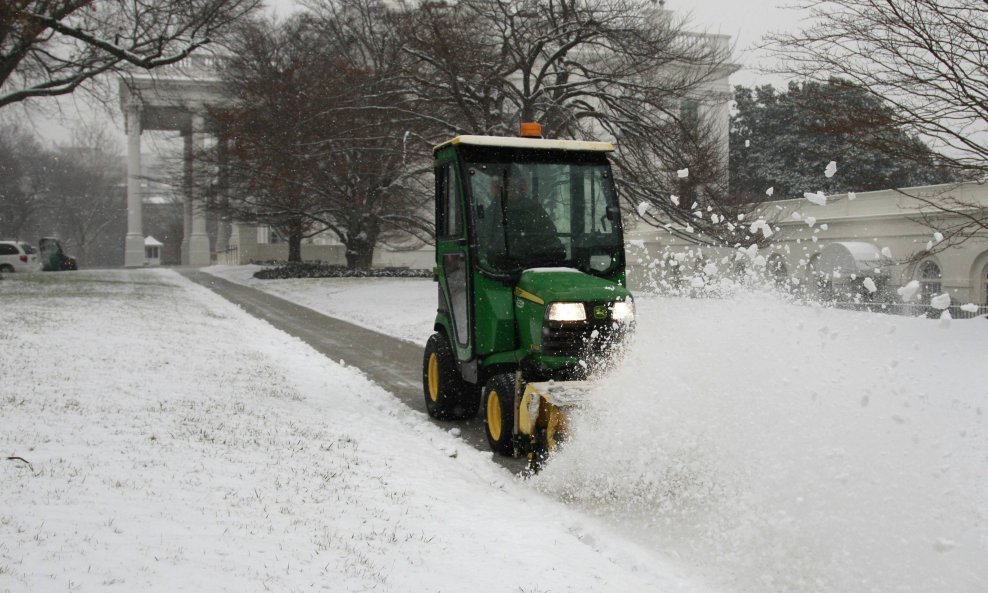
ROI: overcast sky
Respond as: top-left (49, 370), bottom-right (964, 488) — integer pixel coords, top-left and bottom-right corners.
top-left (13, 0), bottom-right (806, 148)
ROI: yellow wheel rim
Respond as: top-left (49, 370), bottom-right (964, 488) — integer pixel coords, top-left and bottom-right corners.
top-left (487, 390), bottom-right (502, 441)
top-left (427, 353), bottom-right (439, 402)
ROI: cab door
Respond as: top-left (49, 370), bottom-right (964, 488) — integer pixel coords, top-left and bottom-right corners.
top-left (434, 158), bottom-right (473, 362)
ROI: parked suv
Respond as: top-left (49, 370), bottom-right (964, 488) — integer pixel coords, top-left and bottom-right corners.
top-left (0, 240), bottom-right (42, 273)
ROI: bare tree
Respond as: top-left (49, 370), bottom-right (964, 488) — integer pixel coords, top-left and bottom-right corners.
top-left (0, 0), bottom-right (259, 109)
top-left (212, 6), bottom-right (430, 266)
top-left (766, 0), bottom-right (988, 247)
top-left (396, 0), bottom-right (740, 243)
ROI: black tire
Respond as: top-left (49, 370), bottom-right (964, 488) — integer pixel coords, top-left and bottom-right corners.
top-left (483, 373), bottom-right (517, 456)
top-left (422, 332), bottom-right (480, 420)
top-left (0, 264), bottom-right (14, 273)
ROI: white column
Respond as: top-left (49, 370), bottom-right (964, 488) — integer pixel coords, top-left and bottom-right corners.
top-left (123, 104), bottom-right (145, 267)
top-left (181, 129), bottom-right (193, 265)
top-left (215, 137), bottom-right (230, 252)
top-left (188, 114), bottom-right (212, 266)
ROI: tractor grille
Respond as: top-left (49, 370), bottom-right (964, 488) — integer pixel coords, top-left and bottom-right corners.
top-left (541, 302), bottom-right (628, 358)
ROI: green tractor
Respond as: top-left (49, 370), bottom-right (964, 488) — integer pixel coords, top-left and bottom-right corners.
top-left (423, 124), bottom-right (634, 465)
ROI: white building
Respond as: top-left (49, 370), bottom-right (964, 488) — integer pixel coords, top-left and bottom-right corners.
top-left (626, 181), bottom-right (988, 307)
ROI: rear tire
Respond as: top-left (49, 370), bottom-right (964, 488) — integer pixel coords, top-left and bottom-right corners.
top-left (422, 333), bottom-right (479, 420)
top-left (0, 264), bottom-right (14, 273)
top-left (483, 373), bottom-right (517, 456)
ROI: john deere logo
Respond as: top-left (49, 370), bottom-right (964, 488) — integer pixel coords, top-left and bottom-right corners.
top-left (593, 305), bottom-right (607, 320)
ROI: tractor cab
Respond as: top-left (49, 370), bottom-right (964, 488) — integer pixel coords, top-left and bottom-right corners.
top-left (423, 125), bottom-right (634, 465)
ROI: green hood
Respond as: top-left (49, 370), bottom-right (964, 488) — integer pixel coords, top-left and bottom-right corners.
top-left (515, 267), bottom-right (632, 304)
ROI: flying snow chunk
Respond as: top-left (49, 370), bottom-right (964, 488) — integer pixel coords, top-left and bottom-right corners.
top-left (881, 246), bottom-right (893, 259)
top-left (939, 309), bottom-right (952, 328)
top-left (931, 293), bottom-right (951, 310)
top-left (898, 280), bottom-right (921, 302)
top-left (848, 191), bottom-right (857, 200)
top-left (824, 160), bottom-right (837, 178)
top-left (703, 262), bottom-right (719, 276)
top-left (670, 194), bottom-right (680, 206)
top-left (740, 244), bottom-right (758, 261)
top-left (677, 167), bottom-right (689, 178)
top-left (804, 191), bottom-right (827, 206)
top-left (684, 224), bottom-right (695, 233)
top-left (750, 219), bottom-right (773, 238)
top-left (791, 212), bottom-right (802, 220)
top-left (745, 139), bottom-right (751, 147)
top-left (690, 276), bottom-right (705, 289)
top-left (766, 186), bottom-right (775, 196)
top-left (933, 231), bottom-right (944, 243)
top-left (805, 216), bottom-right (817, 228)
top-left (961, 303), bottom-right (979, 313)
top-left (863, 277), bottom-right (878, 293)
top-left (636, 202), bottom-right (650, 217)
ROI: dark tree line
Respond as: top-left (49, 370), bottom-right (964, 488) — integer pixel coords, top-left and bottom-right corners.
top-left (730, 79), bottom-right (955, 203)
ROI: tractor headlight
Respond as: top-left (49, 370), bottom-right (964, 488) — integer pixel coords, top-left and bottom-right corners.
top-left (611, 300), bottom-right (635, 323)
top-left (548, 302), bottom-right (587, 322)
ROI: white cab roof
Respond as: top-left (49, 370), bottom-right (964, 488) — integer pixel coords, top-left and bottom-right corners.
top-left (433, 135), bottom-right (614, 154)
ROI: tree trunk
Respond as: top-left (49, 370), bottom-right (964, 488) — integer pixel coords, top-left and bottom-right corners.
top-left (288, 233), bottom-right (302, 262)
top-left (344, 236), bottom-right (375, 269)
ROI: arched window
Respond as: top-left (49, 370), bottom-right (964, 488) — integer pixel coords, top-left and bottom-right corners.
top-left (918, 260), bottom-right (942, 303)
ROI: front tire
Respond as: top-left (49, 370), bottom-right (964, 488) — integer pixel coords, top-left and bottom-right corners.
top-left (422, 333), bottom-right (479, 420)
top-left (483, 373), bottom-right (517, 456)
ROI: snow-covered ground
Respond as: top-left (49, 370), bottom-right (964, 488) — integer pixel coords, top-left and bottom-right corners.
top-left (0, 269), bottom-right (701, 593)
top-left (204, 264), bottom-right (988, 593)
top-left (3, 267), bottom-right (986, 593)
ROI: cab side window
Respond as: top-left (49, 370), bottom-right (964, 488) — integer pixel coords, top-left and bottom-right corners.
top-left (437, 163), bottom-right (462, 239)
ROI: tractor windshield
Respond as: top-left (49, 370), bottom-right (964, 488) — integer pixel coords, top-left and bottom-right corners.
top-left (464, 148), bottom-right (623, 275)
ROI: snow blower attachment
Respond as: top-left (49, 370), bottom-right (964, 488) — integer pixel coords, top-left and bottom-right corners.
top-left (423, 124), bottom-right (634, 470)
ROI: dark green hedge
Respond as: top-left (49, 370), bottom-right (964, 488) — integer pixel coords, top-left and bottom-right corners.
top-left (253, 262), bottom-right (431, 279)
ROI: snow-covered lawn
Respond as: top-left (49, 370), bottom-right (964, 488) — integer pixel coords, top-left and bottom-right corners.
top-left (3, 267), bottom-right (986, 593)
top-left (204, 264), bottom-right (988, 593)
top-left (0, 269), bottom-right (696, 593)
